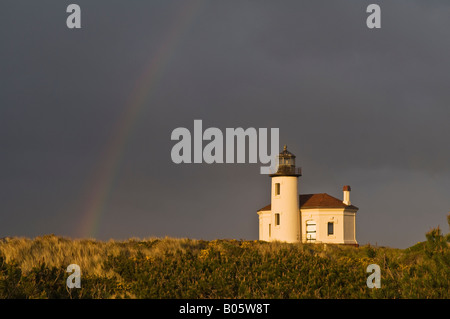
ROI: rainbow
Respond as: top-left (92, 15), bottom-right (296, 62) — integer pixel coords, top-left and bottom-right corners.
top-left (77, 0), bottom-right (204, 238)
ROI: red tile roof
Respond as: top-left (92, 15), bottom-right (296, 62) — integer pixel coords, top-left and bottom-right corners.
top-left (257, 193), bottom-right (359, 211)
top-left (258, 204), bottom-right (272, 211)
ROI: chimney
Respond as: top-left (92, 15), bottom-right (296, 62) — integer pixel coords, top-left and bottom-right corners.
top-left (343, 185), bottom-right (351, 205)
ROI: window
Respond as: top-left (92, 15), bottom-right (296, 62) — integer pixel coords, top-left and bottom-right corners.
top-left (328, 222), bottom-right (334, 235)
top-left (275, 183), bottom-right (280, 196)
top-left (275, 213), bottom-right (280, 226)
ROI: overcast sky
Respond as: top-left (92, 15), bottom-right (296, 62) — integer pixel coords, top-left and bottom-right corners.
top-left (1, 1), bottom-right (450, 248)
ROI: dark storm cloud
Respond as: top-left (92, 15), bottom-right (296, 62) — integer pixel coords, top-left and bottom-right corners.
top-left (1, 1), bottom-right (449, 248)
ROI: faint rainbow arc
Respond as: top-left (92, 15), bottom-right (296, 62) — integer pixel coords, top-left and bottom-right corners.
top-left (77, 0), bottom-right (204, 238)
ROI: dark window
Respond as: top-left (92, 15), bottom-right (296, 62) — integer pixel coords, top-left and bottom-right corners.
top-left (275, 213), bottom-right (280, 226)
top-left (275, 183), bottom-right (280, 195)
top-left (328, 222), bottom-right (334, 235)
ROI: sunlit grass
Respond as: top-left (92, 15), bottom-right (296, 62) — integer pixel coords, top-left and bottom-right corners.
top-left (0, 227), bottom-right (448, 299)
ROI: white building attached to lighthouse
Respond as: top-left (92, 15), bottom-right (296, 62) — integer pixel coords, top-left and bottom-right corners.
top-left (257, 146), bottom-right (359, 246)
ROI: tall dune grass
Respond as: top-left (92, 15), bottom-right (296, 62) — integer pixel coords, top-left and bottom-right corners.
top-left (0, 235), bottom-right (203, 276)
top-left (0, 222), bottom-right (448, 299)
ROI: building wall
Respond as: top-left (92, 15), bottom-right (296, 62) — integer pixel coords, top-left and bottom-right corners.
top-left (343, 210), bottom-right (357, 244)
top-left (259, 208), bottom-right (357, 245)
top-left (271, 176), bottom-right (300, 243)
top-left (300, 208), bottom-right (357, 244)
top-left (257, 210), bottom-right (271, 241)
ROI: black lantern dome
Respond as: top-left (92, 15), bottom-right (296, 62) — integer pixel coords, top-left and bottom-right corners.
top-left (269, 145), bottom-right (302, 177)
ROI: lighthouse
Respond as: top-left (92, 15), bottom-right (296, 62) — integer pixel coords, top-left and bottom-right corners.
top-left (257, 145), bottom-right (359, 245)
top-left (266, 145), bottom-right (302, 243)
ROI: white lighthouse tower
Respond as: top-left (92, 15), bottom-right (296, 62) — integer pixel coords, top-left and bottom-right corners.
top-left (264, 145), bottom-right (302, 243)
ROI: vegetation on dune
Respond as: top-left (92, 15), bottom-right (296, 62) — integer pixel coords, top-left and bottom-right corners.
top-left (0, 215), bottom-right (449, 299)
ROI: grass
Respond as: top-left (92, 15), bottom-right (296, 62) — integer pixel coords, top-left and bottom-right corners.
top-left (0, 235), bottom-right (200, 277)
top-left (0, 219), bottom-right (448, 299)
